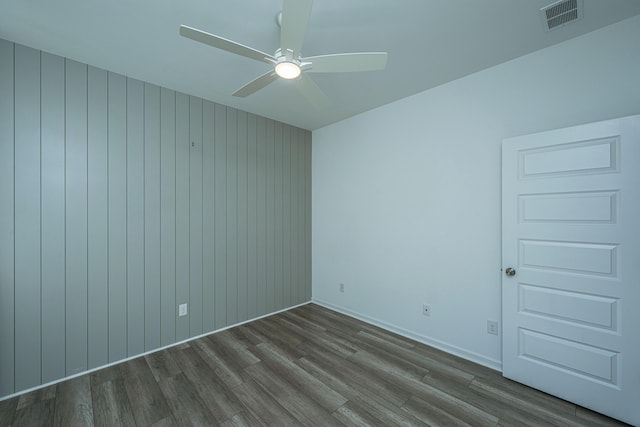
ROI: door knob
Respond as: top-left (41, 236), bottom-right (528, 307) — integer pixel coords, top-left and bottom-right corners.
top-left (505, 267), bottom-right (516, 277)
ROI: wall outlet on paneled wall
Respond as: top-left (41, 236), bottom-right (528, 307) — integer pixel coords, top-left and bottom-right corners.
top-left (179, 303), bottom-right (188, 317)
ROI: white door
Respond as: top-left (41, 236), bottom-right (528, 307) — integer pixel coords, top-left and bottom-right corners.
top-left (502, 115), bottom-right (640, 425)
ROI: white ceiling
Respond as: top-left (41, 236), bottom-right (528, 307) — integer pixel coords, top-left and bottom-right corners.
top-left (1, 0), bottom-right (639, 130)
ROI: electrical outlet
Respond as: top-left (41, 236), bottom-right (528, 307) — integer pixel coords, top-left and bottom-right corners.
top-left (179, 303), bottom-right (188, 317)
top-left (487, 320), bottom-right (498, 335)
top-left (339, 283), bottom-right (345, 293)
top-left (422, 304), bottom-right (431, 316)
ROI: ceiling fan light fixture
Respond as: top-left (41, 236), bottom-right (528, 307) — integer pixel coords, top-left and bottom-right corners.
top-left (275, 61), bottom-right (301, 79)
top-left (180, 0), bottom-right (387, 103)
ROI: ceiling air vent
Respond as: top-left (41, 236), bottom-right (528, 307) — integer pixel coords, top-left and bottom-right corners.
top-left (541, 0), bottom-right (583, 31)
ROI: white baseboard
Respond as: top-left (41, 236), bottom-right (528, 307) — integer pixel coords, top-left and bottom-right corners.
top-left (312, 298), bottom-right (502, 372)
top-left (0, 301), bottom-right (312, 402)
top-left (2, 298), bottom-right (501, 402)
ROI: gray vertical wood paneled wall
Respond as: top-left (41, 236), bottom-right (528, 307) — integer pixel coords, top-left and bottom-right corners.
top-left (0, 39), bottom-right (312, 398)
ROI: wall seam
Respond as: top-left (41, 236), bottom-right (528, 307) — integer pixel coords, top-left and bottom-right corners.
top-left (173, 90), bottom-right (177, 343)
top-left (187, 96), bottom-right (191, 338)
top-left (200, 100), bottom-right (204, 333)
top-left (106, 72), bottom-right (110, 363)
top-left (85, 63), bottom-right (89, 372)
top-left (142, 83), bottom-right (146, 350)
top-left (125, 77), bottom-right (129, 357)
top-left (12, 41), bottom-right (17, 394)
top-left (158, 88), bottom-right (162, 347)
top-left (63, 57), bottom-right (68, 377)
top-left (38, 49), bottom-right (43, 385)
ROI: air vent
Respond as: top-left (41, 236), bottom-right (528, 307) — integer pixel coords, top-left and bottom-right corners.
top-left (541, 0), bottom-right (583, 31)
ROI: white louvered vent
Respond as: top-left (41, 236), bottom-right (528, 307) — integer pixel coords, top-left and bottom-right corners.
top-left (541, 0), bottom-right (583, 31)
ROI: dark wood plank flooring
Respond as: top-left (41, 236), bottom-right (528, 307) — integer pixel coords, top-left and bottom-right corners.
top-left (0, 303), bottom-right (629, 426)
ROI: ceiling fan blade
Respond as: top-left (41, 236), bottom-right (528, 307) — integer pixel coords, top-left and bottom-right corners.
top-left (305, 52), bottom-right (388, 73)
top-left (233, 71), bottom-right (279, 97)
top-left (295, 74), bottom-right (328, 109)
top-left (280, 0), bottom-right (313, 56)
top-left (180, 25), bottom-right (275, 64)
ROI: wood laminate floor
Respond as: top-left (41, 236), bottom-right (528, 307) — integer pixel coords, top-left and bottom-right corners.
top-left (0, 303), bottom-right (629, 426)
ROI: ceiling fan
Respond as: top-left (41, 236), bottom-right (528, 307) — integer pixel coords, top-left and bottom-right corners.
top-left (179, 0), bottom-right (388, 108)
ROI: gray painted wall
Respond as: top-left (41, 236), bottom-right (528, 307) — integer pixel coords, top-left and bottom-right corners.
top-left (0, 39), bottom-right (312, 398)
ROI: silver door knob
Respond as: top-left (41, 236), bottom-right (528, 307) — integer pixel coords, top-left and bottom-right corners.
top-left (505, 267), bottom-right (516, 277)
